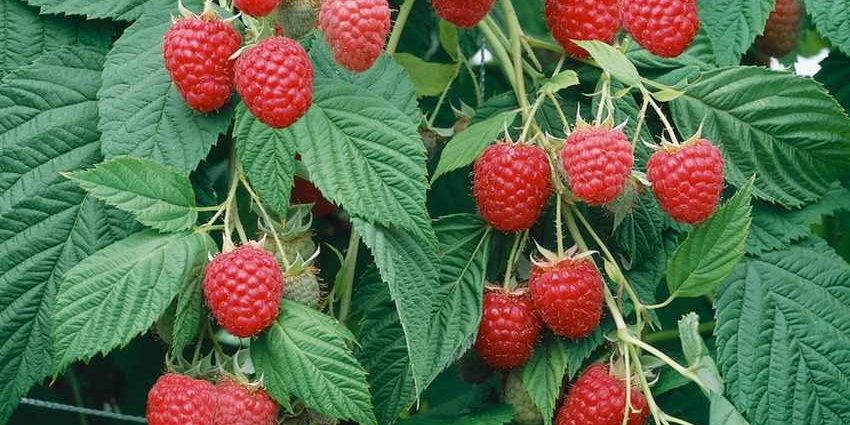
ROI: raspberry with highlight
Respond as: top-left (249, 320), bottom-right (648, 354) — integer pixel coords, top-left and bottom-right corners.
top-left (432, 0), bottom-right (496, 28)
top-left (146, 374), bottom-right (215, 425)
top-left (474, 287), bottom-right (543, 369)
top-left (755, 0), bottom-right (801, 58)
top-left (557, 363), bottom-right (649, 425)
top-left (203, 244), bottom-right (284, 337)
top-left (234, 0), bottom-right (281, 17)
top-left (234, 36), bottom-right (313, 129)
top-left (620, 0), bottom-right (699, 58)
top-left (319, 0), bottom-right (391, 72)
top-left (214, 379), bottom-right (279, 425)
top-left (545, 0), bottom-right (620, 58)
top-left (473, 142), bottom-right (553, 232)
top-left (529, 257), bottom-right (603, 339)
top-left (647, 139), bottom-right (724, 224)
top-left (562, 126), bottom-right (634, 205)
top-left (163, 15), bottom-right (241, 112)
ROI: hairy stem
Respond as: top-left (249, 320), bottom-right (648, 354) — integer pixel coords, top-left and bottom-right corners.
top-left (386, 0), bottom-right (415, 55)
top-left (337, 230), bottom-right (361, 324)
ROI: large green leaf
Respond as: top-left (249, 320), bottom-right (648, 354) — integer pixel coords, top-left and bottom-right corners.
top-left (98, 8), bottom-right (233, 174)
top-left (805, 0), bottom-right (850, 56)
top-left (53, 230), bottom-right (212, 371)
top-left (65, 156), bottom-right (198, 232)
top-left (522, 336), bottom-right (568, 425)
top-left (670, 67), bottom-right (850, 208)
top-left (697, 0), bottom-right (775, 65)
top-left (667, 180), bottom-right (753, 299)
top-left (715, 240), bottom-right (850, 425)
top-left (574, 40), bottom-right (641, 87)
top-left (395, 53), bottom-right (459, 97)
top-left (252, 300), bottom-right (377, 425)
top-left (431, 110), bottom-right (518, 183)
top-left (22, 0), bottom-right (169, 21)
top-left (171, 242), bottom-right (214, 353)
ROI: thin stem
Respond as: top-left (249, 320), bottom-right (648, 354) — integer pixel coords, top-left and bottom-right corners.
top-left (643, 89), bottom-right (678, 144)
top-left (596, 74), bottom-right (610, 124)
top-left (519, 95), bottom-right (545, 141)
top-left (337, 230), bottom-right (361, 324)
top-left (66, 369), bottom-right (90, 425)
top-left (621, 341), bottom-right (632, 425)
top-left (503, 231), bottom-right (524, 290)
top-left (206, 321), bottom-right (226, 359)
top-left (385, 0), bottom-right (414, 55)
top-left (643, 321), bottom-right (716, 344)
top-left (427, 67), bottom-right (459, 127)
top-left (547, 93), bottom-right (570, 130)
top-left (629, 345), bottom-right (666, 425)
top-left (191, 332), bottom-right (205, 364)
top-left (237, 171), bottom-right (290, 268)
top-left (562, 205), bottom-right (588, 252)
top-left (644, 296), bottom-right (675, 310)
top-left (622, 333), bottom-right (708, 393)
top-left (195, 205), bottom-right (221, 212)
top-left (477, 20), bottom-right (518, 92)
top-left (555, 192), bottom-right (565, 256)
top-left (500, 0), bottom-right (530, 118)
top-left (460, 52), bottom-right (483, 105)
top-left (632, 96), bottom-right (650, 148)
top-left (524, 35), bottom-right (564, 54)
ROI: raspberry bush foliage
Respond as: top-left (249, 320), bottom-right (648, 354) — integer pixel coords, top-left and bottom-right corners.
top-left (1, 0), bottom-right (850, 424)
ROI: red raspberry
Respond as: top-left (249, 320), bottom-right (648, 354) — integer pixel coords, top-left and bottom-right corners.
top-left (163, 14), bottom-right (241, 112)
top-left (292, 177), bottom-right (336, 218)
top-left (529, 257), bottom-right (603, 339)
top-left (755, 0), bottom-right (801, 57)
top-left (474, 287), bottom-right (542, 369)
top-left (146, 374), bottom-right (215, 425)
top-left (557, 363), bottom-right (649, 425)
top-left (234, 36), bottom-right (313, 129)
top-left (234, 0), bottom-right (281, 17)
top-left (203, 244), bottom-right (284, 337)
top-left (319, 0), bottom-right (391, 72)
top-left (647, 139), bottom-right (724, 224)
top-left (473, 142), bottom-right (552, 232)
top-left (215, 379), bottom-right (279, 425)
top-left (620, 0), bottom-right (699, 58)
top-left (561, 125), bottom-right (634, 205)
top-left (545, 0), bottom-right (620, 58)
top-left (431, 0), bottom-right (496, 28)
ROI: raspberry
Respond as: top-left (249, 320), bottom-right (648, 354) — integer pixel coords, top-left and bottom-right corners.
top-left (431, 0), bottom-right (496, 28)
top-left (163, 13), bottom-right (241, 112)
top-left (474, 287), bottom-right (542, 369)
top-left (146, 374), bottom-right (215, 425)
top-left (292, 177), bottom-right (336, 218)
top-left (234, 36), bottom-right (313, 129)
top-left (556, 364), bottom-right (649, 425)
top-left (283, 267), bottom-right (322, 309)
top-left (529, 256), bottom-right (603, 339)
top-left (561, 125), bottom-right (634, 205)
top-left (234, 0), bottom-right (281, 17)
top-left (214, 379), bottom-right (279, 425)
top-left (754, 0), bottom-right (801, 57)
top-left (278, 0), bottom-right (322, 39)
top-left (620, 0), bottom-right (699, 58)
top-left (203, 244), bottom-right (284, 337)
top-left (505, 370), bottom-right (544, 425)
top-left (473, 142), bottom-right (553, 232)
top-left (545, 0), bottom-right (620, 58)
top-left (319, 0), bottom-right (391, 72)
top-left (646, 139), bottom-right (724, 224)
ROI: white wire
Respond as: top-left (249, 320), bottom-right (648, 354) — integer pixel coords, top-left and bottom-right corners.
top-left (19, 398), bottom-right (147, 423)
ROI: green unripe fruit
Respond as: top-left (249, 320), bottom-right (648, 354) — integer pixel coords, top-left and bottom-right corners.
top-left (505, 370), bottom-right (543, 425)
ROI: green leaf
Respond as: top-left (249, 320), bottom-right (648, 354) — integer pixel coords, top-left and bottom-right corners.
top-left (678, 313), bottom-right (724, 395)
top-left (697, 0), bottom-right (775, 65)
top-left (564, 324), bottom-right (608, 378)
top-left (53, 230), bottom-right (211, 371)
top-left (171, 242), bottom-right (214, 353)
top-left (670, 66), bottom-right (850, 208)
top-left (394, 53), bottom-right (459, 97)
top-left (431, 110), bottom-right (518, 183)
top-left (715, 240), bottom-right (850, 425)
top-left (613, 189), bottom-right (669, 264)
top-left (574, 40), bottom-right (641, 87)
top-left (400, 405), bottom-right (515, 425)
top-left (805, 0), bottom-right (850, 56)
top-left (65, 156), bottom-right (198, 232)
top-left (540, 70), bottom-right (580, 95)
top-left (234, 104), bottom-right (297, 218)
top-left (22, 0), bottom-right (170, 20)
top-left (252, 300), bottom-right (377, 425)
top-left (709, 392), bottom-right (751, 425)
top-left (98, 8), bottom-right (233, 174)
top-left (667, 180), bottom-right (753, 299)
top-left (438, 21), bottom-right (460, 61)
top-left (522, 336), bottom-right (567, 425)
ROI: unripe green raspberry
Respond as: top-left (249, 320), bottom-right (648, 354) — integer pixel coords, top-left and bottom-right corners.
top-left (308, 410), bottom-right (339, 425)
top-left (283, 267), bottom-right (322, 309)
top-left (505, 370), bottom-right (543, 425)
top-left (278, 0), bottom-right (321, 39)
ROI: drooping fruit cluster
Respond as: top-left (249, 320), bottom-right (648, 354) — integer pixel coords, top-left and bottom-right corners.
top-left (755, 0), bottom-right (801, 58)
top-left (234, 36), bottom-right (314, 129)
top-left (505, 370), bottom-right (544, 425)
top-left (556, 364), bottom-right (649, 425)
top-left (561, 124), bottom-right (634, 205)
top-left (473, 142), bottom-right (553, 232)
top-left (474, 287), bottom-right (542, 369)
top-left (431, 0), bottom-right (497, 28)
top-left (215, 378), bottom-right (279, 425)
top-left (545, 0), bottom-right (621, 58)
top-left (162, 11), bottom-right (242, 112)
top-left (203, 244), bottom-right (284, 338)
top-left (529, 254), bottom-right (604, 339)
top-left (319, 0), bottom-right (391, 72)
top-left (234, 0), bottom-right (281, 17)
top-left (620, 0), bottom-right (700, 57)
top-left (647, 138), bottom-right (724, 224)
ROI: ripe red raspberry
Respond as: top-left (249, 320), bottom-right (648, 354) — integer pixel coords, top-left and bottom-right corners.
top-left (647, 138), bottom-right (724, 224)
top-left (215, 379), bottom-right (279, 425)
top-left (319, 0), bottom-right (391, 72)
top-left (146, 374), bottom-right (215, 425)
top-left (754, 0), bottom-right (801, 57)
top-left (234, 36), bottom-right (313, 129)
top-left (620, 0), bottom-right (699, 58)
top-left (432, 0), bottom-right (496, 28)
top-left (203, 244), bottom-right (284, 337)
top-left (561, 125), bottom-right (634, 205)
top-left (234, 0), bottom-right (281, 17)
top-left (474, 287), bottom-right (542, 369)
top-left (545, 0), bottom-right (620, 58)
top-left (292, 177), bottom-right (336, 218)
top-left (473, 142), bottom-right (552, 232)
top-left (163, 14), bottom-right (241, 112)
top-left (529, 256), bottom-right (603, 339)
top-left (557, 363), bottom-right (649, 425)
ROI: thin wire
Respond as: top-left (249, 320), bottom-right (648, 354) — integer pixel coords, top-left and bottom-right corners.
top-left (19, 398), bottom-right (147, 423)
